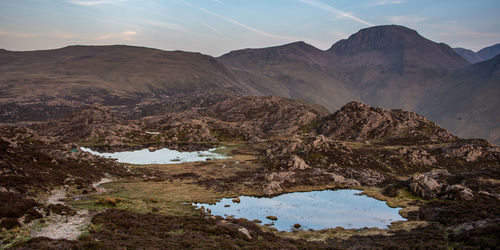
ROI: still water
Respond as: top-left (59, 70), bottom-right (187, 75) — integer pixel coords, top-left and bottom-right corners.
top-left (194, 189), bottom-right (405, 231)
top-left (80, 146), bottom-right (230, 164)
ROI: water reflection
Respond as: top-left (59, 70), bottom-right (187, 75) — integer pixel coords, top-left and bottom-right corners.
top-left (194, 189), bottom-right (405, 231)
top-left (80, 146), bottom-right (229, 164)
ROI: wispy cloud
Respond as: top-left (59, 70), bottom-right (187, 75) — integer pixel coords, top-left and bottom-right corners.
top-left (66, 0), bottom-right (125, 6)
top-left (200, 22), bottom-right (225, 37)
top-left (141, 20), bottom-right (188, 33)
top-left (96, 30), bottom-right (138, 40)
top-left (368, 0), bottom-right (405, 7)
top-left (298, 0), bottom-right (374, 26)
top-left (183, 1), bottom-right (303, 42)
top-left (387, 16), bottom-right (427, 24)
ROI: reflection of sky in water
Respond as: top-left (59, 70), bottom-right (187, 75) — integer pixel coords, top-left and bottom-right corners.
top-left (194, 189), bottom-right (406, 231)
top-left (80, 147), bottom-right (229, 165)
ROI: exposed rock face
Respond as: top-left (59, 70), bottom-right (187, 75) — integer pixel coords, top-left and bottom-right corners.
top-left (408, 169), bottom-right (476, 201)
top-left (263, 172), bottom-right (295, 196)
top-left (398, 148), bottom-right (437, 166)
top-left (140, 112), bottom-right (218, 144)
top-left (288, 155), bottom-right (310, 170)
top-left (264, 135), bottom-right (386, 188)
top-left (318, 101), bottom-right (456, 144)
top-left (203, 96), bottom-right (326, 137)
top-left (34, 106), bottom-right (143, 146)
top-left (409, 173), bottom-right (443, 199)
top-left (442, 140), bottom-right (500, 162)
top-left (442, 184), bottom-right (474, 201)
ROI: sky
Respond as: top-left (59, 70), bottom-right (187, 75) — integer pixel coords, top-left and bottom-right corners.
top-left (1, 0), bottom-right (499, 56)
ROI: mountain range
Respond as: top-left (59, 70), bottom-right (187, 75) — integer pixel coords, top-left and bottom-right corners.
top-left (0, 25), bottom-right (498, 144)
top-left (454, 44), bottom-right (500, 63)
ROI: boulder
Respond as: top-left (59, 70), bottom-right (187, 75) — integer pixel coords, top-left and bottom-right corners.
top-left (409, 173), bottom-right (443, 199)
top-left (288, 155), bottom-right (310, 170)
top-left (442, 184), bottom-right (474, 200)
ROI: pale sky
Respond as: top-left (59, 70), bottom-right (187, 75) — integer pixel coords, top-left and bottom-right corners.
top-left (1, 0), bottom-right (499, 56)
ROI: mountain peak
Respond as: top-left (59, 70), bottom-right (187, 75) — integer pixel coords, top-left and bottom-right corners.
top-left (219, 40), bottom-right (328, 69)
top-left (328, 25), bottom-right (420, 52)
top-left (328, 25), bottom-right (469, 69)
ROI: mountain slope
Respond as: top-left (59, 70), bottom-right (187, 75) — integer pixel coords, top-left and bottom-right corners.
top-left (0, 25), bottom-right (497, 145)
top-left (453, 44), bottom-right (500, 64)
top-left (219, 41), bottom-right (358, 111)
top-left (0, 45), bottom-right (254, 122)
top-left (477, 43), bottom-right (500, 61)
top-left (454, 47), bottom-right (484, 64)
top-left (328, 25), bottom-right (469, 70)
top-left (418, 54), bottom-right (500, 145)
top-left (327, 25), bottom-right (469, 111)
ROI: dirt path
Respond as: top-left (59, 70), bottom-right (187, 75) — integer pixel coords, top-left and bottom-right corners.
top-left (29, 178), bottom-right (114, 240)
top-left (46, 188), bottom-right (67, 205)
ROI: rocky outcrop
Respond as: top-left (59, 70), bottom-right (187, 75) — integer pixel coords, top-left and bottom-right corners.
top-left (442, 184), bottom-right (474, 200)
top-left (398, 148), bottom-right (437, 166)
top-left (203, 96), bottom-right (326, 137)
top-left (318, 102), bottom-right (456, 144)
top-left (262, 170), bottom-right (360, 196)
top-left (442, 139), bottom-right (500, 162)
top-left (264, 135), bottom-right (387, 188)
top-left (409, 173), bottom-right (444, 199)
top-left (263, 172), bottom-right (295, 196)
top-left (34, 106), bottom-right (143, 146)
top-left (408, 169), bottom-right (475, 200)
top-left (288, 155), bottom-right (310, 170)
top-left (140, 112), bottom-right (218, 144)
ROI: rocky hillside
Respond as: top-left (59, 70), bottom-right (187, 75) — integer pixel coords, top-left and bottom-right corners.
top-left (32, 95), bottom-right (329, 149)
top-left (34, 106), bottom-right (144, 146)
top-left (203, 96), bottom-right (328, 137)
top-left (1, 25), bottom-right (498, 145)
top-left (318, 102), bottom-right (456, 145)
top-left (2, 95), bottom-right (499, 248)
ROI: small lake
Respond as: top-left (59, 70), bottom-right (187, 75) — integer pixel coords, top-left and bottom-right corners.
top-left (194, 189), bottom-right (405, 231)
top-left (80, 147), bottom-right (230, 164)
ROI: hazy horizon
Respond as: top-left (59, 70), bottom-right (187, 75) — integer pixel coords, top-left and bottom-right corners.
top-left (1, 0), bottom-right (499, 56)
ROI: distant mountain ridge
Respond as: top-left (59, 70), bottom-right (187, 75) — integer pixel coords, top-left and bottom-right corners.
top-left (454, 43), bottom-right (500, 63)
top-left (328, 25), bottom-right (468, 70)
top-left (0, 25), bottom-right (498, 145)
